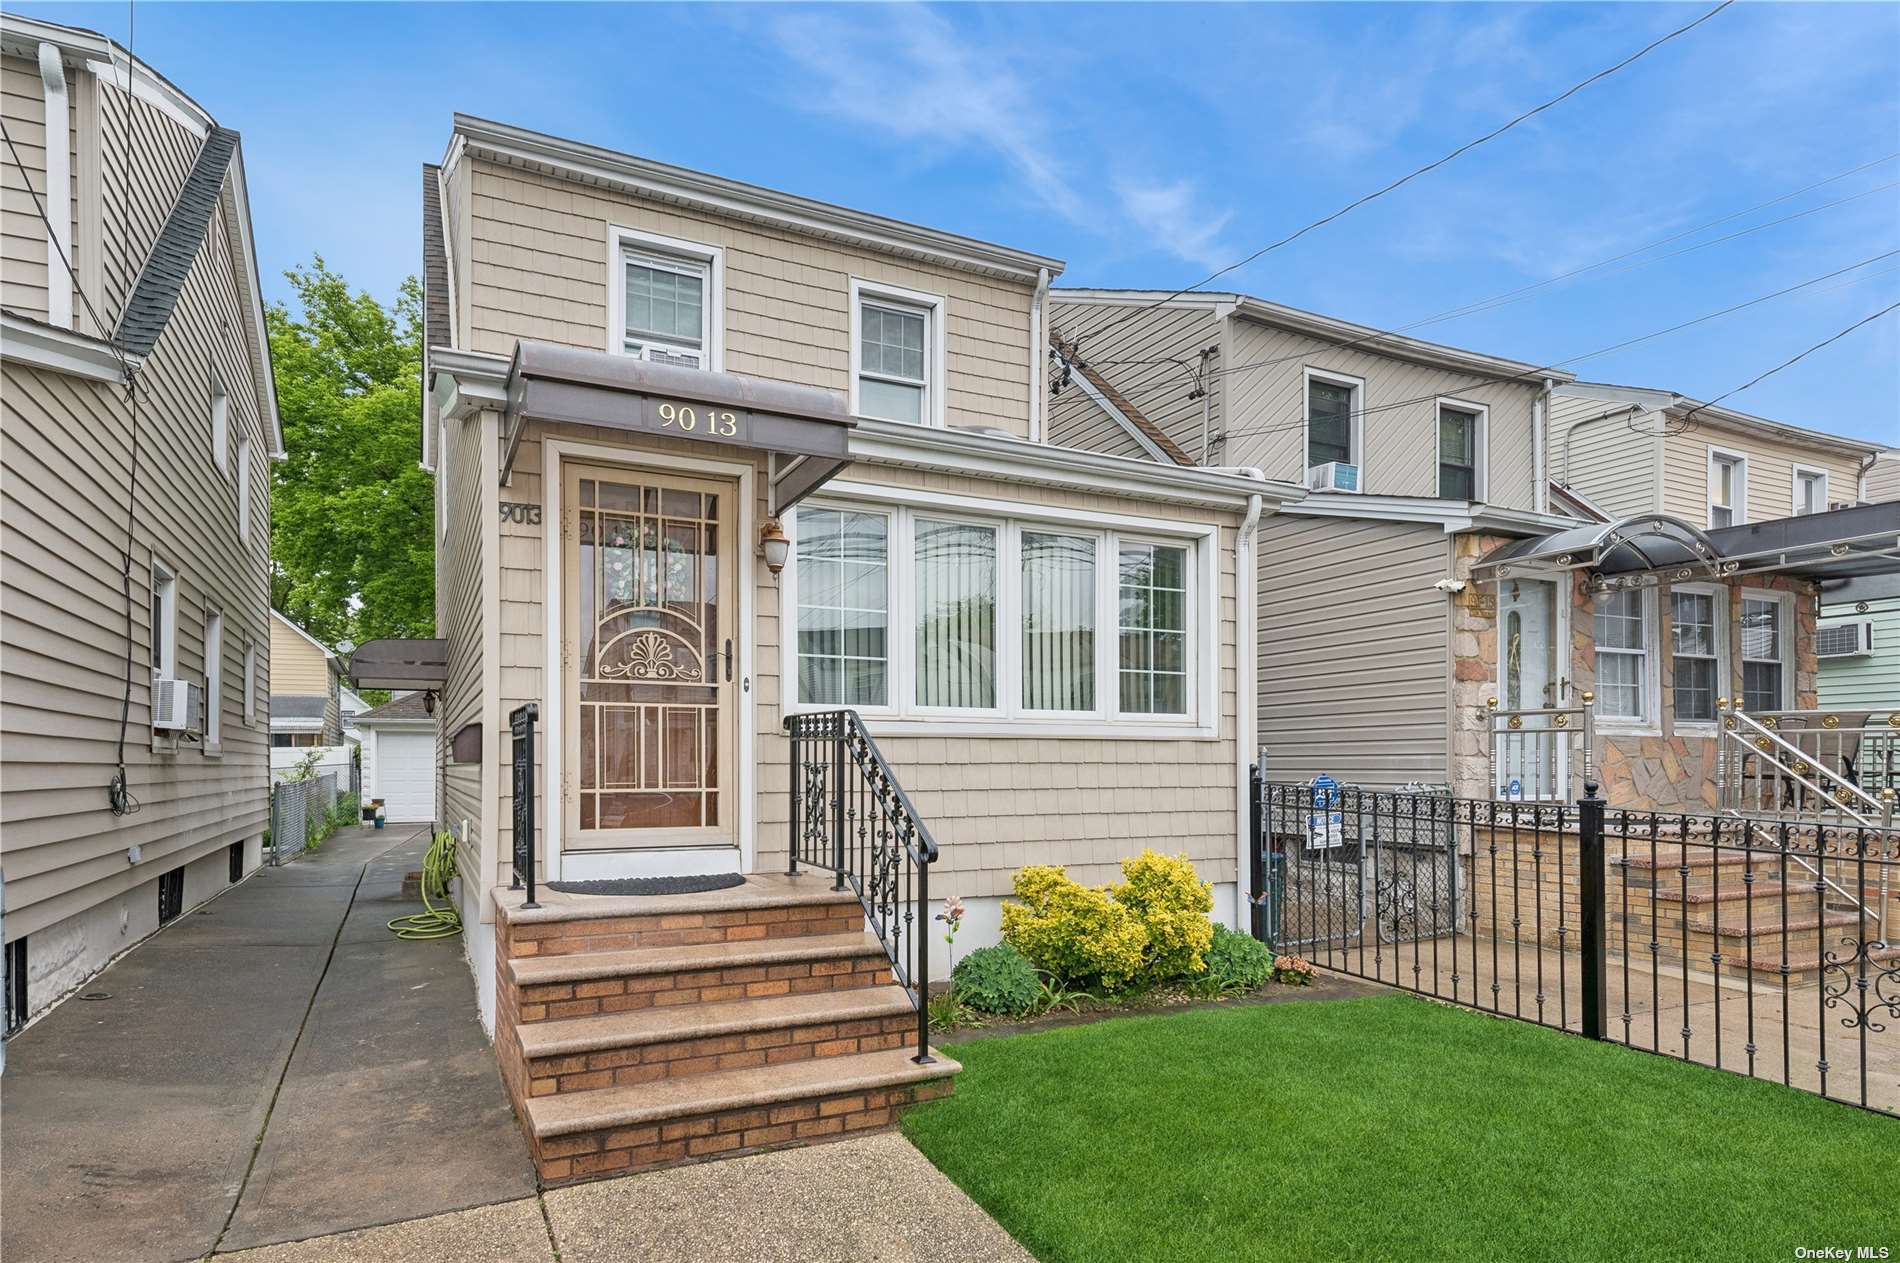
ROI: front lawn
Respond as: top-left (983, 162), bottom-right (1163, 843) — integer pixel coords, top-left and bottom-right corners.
top-left (902, 995), bottom-right (1894, 1263)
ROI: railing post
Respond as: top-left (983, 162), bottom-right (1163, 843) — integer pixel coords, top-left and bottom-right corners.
top-left (832, 716), bottom-right (847, 893)
top-left (1577, 779), bottom-right (1607, 1041)
top-left (913, 839), bottom-right (934, 1065)
top-left (1248, 761), bottom-right (1266, 944)
top-left (788, 717), bottom-right (800, 876)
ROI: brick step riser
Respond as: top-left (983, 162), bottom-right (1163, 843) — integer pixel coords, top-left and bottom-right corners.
top-left (532, 1079), bottom-right (953, 1184)
top-left (513, 954), bottom-right (895, 1024)
top-left (525, 1011), bottom-right (918, 1097)
top-left (504, 903), bottom-right (867, 960)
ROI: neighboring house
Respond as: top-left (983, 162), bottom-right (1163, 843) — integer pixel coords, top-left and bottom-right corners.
top-left (363, 116), bottom-right (1302, 1181)
top-left (1049, 292), bottom-right (1895, 813)
top-left (268, 609), bottom-right (342, 747)
top-left (1865, 449), bottom-right (1900, 505)
top-left (353, 691), bottom-right (437, 824)
top-left (1550, 381), bottom-right (1886, 525)
top-left (339, 684), bottom-right (371, 742)
top-left (0, 15), bottom-right (281, 1028)
top-left (1819, 573), bottom-right (1899, 711)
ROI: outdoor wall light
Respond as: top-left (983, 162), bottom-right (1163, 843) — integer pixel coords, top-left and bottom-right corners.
top-left (759, 518), bottom-right (791, 577)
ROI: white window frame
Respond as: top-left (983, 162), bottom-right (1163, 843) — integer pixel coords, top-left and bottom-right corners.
top-left (1667, 583), bottom-right (1725, 732)
top-left (1791, 464), bottom-right (1828, 517)
top-left (236, 435), bottom-right (252, 542)
top-left (1707, 446), bottom-right (1748, 528)
top-left (211, 374), bottom-right (229, 474)
top-left (1739, 587), bottom-right (1794, 712)
top-left (243, 639), bottom-right (257, 724)
top-left (848, 277), bottom-right (946, 428)
top-left (203, 605), bottom-right (223, 752)
top-left (606, 225), bottom-right (725, 371)
top-left (781, 480), bottom-right (1218, 739)
top-left (1303, 366), bottom-right (1364, 477)
top-left (150, 558), bottom-right (178, 681)
top-left (1593, 584), bottom-right (1660, 733)
top-left (1434, 396), bottom-right (1488, 502)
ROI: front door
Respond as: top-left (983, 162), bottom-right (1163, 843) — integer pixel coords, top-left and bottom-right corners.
top-left (564, 462), bottom-right (737, 851)
top-left (1496, 577), bottom-right (1566, 800)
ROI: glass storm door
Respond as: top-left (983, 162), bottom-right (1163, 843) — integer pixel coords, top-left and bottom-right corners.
top-left (1496, 578), bottom-right (1565, 800)
top-left (564, 463), bottom-right (737, 850)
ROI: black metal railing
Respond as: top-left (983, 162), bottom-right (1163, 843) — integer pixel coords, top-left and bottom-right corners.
top-left (1256, 775), bottom-right (1899, 1117)
top-left (510, 703), bottom-right (539, 909)
top-left (786, 709), bottom-right (938, 1064)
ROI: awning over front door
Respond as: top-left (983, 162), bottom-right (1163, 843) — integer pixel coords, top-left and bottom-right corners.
top-left (500, 340), bottom-right (855, 514)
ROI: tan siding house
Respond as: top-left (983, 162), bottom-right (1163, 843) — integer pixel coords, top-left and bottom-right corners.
top-left (267, 611), bottom-right (342, 747)
top-left (1, 15), bottom-right (282, 1026)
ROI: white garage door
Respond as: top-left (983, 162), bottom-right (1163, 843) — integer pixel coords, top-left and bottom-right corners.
top-left (375, 728), bottom-right (438, 823)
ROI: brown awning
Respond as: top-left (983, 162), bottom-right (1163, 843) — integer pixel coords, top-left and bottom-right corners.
top-left (501, 341), bottom-right (854, 514)
top-left (349, 638), bottom-right (449, 690)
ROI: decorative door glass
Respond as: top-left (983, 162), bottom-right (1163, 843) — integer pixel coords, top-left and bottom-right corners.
top-left (1496, 578), bottom-right (1562, 800)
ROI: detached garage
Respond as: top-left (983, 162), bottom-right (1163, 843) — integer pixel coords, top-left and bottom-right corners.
top-left (354, 693), bottom-right (438, 824)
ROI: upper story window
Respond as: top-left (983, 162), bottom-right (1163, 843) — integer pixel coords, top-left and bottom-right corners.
top-left (204, 606), bottom-right (223, 749)
top-left (1594, 587), bottom-right (1651, 724)
top-left (236, 437), bottom-right (253, 542)
top-left (1740, 593), bottom-right (1789, 711)
top-left (1304, 369), bottom-right (1361, 474)
top-left (608, 226), bottom-right (724, 370)
top-left (1708, 449), bottom-right (1747, 528)
top-left (150, 560), bottom-right (178, 681)
top-left (1792, 466), bottom-right (1828, 516)
top-left (244, 639), bottom-right (258, 724)
top-left (850, 279), bottom-right (944, 426)
top-left (211, 377), bottom-right (229, 473)
top-left (1437, 401), bottom-right (1484, 501)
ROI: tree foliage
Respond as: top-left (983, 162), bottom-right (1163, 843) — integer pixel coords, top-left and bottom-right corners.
top-left (268, 258), bottom-right (432, 647)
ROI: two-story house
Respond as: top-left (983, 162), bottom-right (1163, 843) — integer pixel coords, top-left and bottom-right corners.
top-left (369, 116), bottom-right (1305, 1183)
top-left (1, 14), bottom-right (281, 1028)
top-left (1051, 292), bottom-right (1895, 814)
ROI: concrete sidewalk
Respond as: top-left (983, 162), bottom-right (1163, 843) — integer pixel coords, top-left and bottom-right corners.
top-left (1, 824), bottom-right (536, 1263)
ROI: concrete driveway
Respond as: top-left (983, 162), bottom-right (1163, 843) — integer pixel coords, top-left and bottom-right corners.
top-left (1, 824), bottom-right (536, 1263)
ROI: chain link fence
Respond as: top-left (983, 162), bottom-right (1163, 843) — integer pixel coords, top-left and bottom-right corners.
top-left (268, 772), bottom-right (338, 866)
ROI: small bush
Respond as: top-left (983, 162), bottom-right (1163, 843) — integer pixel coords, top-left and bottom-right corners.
top-left (1002, 866), bottom-right (1150, 991)
top-left (952, 943), bottom-right (1042, 1017)
top-left (1273, 953), bottom-right (1316, 986)
top-left (1199, 924), bottom-right (1273, 993)
top-left (1113, 850), bottom-right (1214, 979)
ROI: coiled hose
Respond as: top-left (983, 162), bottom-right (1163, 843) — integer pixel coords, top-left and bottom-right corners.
top-left (388, 830), bottom-right (463, 940)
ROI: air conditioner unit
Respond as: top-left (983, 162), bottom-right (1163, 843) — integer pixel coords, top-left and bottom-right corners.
top-left (625, 339), bottom-right (703, 370)
top-left (1829, 500), bottom-right (1860, 512)
top-left (152, 677), bottom-right (203, 732)
top-left (1306, 461), bottom-right (1361, 493)
top-left (1817, 622), bottom-right (1874, 659)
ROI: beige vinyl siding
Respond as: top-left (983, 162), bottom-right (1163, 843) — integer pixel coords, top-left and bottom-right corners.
top-left (461, 159), bottom-right (1035, 435)
top-left (1551, 393), bottom-right (1659, 518)
top-left (2, 52), bottom-right (50, 321)
top-left (1256, 514), bottom-right (1451, 786)
top-left (435, 395), bottom-right (487, 888)
top-left (1047, 298), bottom-right (1219, 460)
top-left (97, 77), bottom-right (199, 329)
top-left (489, 418), bottom-right (1242, 899)
top-left (1660, 421), bottom-right (1865, 526)
top-left (1223, 313), bottom-right (1541, 508)
top-left (1, 91), bottom-right (271, 941)
top-left (1865, 455), bottom-right (1900, 504)
top-left (1045, 390), bottom-right (1153, 460)
top-left (268, 616), bottom-right (332, 694)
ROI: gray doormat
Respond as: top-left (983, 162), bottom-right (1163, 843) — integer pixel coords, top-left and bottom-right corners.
top-left (545, 873), bottom-right (747, 897)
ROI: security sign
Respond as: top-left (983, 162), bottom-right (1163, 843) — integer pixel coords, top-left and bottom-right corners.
top-left (1308, 773), bottom-right (1344, 849)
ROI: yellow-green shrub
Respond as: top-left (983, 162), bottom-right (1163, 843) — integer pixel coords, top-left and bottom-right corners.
top-left (1114, 850), bottom-right (1214, 978)
top-left (1000, 865), bottom-right (1149, 990)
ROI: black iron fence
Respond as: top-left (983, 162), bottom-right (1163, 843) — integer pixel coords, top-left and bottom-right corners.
top-left (510, 703), bottom-right (540, 909)
top-left (1257, 776), bottom-right (1899, 1117)
top-left (787, 709), bottom-right (937, 1065)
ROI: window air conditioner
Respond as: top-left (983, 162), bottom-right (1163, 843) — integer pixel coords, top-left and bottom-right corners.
top-left (626, 339), bottom-right (703, 370)
top-left (1816, 622), bottom-right (1873, 659)
top-left (1306, 462), bottom-right (1362, 493)
top-left (1828, 500), bottom-right (1859, 512)
top-left (152, 677), bottom-right (204, 732)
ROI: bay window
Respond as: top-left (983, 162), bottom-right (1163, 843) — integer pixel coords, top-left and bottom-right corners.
top-left (795, 508), bottom-right (889, 707)
top-left (1740, 594), bottom-right (1789, 712)
top-left (914, 518), bottom-right (998, 709)
top-left (1669, 588), bottom-right (1719, 724)
top-left (1021, 532), bottom-right (1096, 712)
top-left (1594, 587), bottom-right (1650, 723)
top-left (1118, 542), bottom-right (1188, 715)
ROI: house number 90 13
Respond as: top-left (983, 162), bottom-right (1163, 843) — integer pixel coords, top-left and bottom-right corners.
top-left (658, 402), bottom-right (738, 437)
top-left (499, 502), bottom-right (542, 525)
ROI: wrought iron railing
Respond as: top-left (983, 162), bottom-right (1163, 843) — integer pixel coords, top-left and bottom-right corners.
top-left (1483, 693), bottom-right (1597, 802)
top-left (1257, 781), bottom-right (1900, 1117)
top-left (786, 709), bottom-right (938, 1064)
top-left (510, 703), bottom-right (540, 909)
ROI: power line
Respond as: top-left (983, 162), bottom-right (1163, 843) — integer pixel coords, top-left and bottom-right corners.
top-left (1077, 0), bottom-right (1737, 351)
top-left (1673, 301), bottom-right (1900, 430)
top-left (0, 126), bottom-right (128, 371)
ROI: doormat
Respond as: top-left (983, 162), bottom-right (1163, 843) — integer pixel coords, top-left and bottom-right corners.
top-left (545, 873), bottom-right (747, 897)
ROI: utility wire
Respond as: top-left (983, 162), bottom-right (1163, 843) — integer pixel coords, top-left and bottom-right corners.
top-left (110, 0), bottom-right (146, 816)
top-left (1077, 0), bottom-right (1737, 351)
top-left (1673, 301), bottom-right (1900, 431)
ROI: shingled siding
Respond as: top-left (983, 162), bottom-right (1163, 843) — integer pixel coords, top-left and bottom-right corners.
top-left (1, 95), bottom-right (271, 955)
top-left (460, 159), bottom-right (1037, 437)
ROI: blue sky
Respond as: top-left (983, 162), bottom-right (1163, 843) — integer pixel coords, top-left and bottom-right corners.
top-left (20, 1), bottom-right (1899, 444)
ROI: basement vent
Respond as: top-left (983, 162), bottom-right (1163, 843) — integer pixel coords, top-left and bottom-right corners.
top-left (4, 937), bottom-right (26, 1034)
top-left (158, 867), bottom-right (185, 925)
top-left (229, 841), bottom-right (244, 884)
top-left (1817, 622), bottom-right (1873, 659)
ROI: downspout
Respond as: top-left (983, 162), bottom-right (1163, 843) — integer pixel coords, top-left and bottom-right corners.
top-left (1029, 266), bottom-right (1051, 443)
top-left (1234, 482), bottom-right (1265, 931)
top-left (38, 43), bottom-right (72, 329)
top-left (1558, 403), bottom-right (1643, 490)
top-left (1855, 449), bottom-right (1879, 504)
top-left (1532, 378), bottom-right (1552, 513)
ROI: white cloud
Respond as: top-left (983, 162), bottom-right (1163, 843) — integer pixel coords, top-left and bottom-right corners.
top-left (1113, 178), bottom-right (1233, 272)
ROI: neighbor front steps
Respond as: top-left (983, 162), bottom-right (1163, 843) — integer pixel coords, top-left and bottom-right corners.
top-left (494, 877), bottom-right (957, 1184)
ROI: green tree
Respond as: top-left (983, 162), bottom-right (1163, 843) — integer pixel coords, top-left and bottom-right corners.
top-left (268, 258), bottom-right (432, 647)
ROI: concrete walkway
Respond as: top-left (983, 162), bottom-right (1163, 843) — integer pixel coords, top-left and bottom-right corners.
top-left (1, 824), bottom-right (536, 1263)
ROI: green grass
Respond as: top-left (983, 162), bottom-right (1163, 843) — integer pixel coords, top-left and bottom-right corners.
top-left (902, 995), bottom-right (1895, 1263)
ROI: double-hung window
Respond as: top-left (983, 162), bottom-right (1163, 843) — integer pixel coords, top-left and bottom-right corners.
top-left (610, 227), bottom-right (722, 370)
top-left (851, 280), bottom-right (942, 426)
top-left (1305, 372), bottom-right (1357, 470)
top-left (1792, 466), bottom-right (1827, 516)
top-left (151, 561), bottom-right (177, 681)
top-left (204, 606), bottom-right (223, 749)
top-left (244, 639), bottom-right (257, 724)
top-left (236, 437), bottom-right (253, 542)
top-left (1670, 588), bottom-right (1719, 724)
top-left (1437, 402), bottom-right (1482, 501)
top-left (1709, 450), bottom-right (1746, 528)
top-left (1594, 588), bottom-right (1650, 723)
top-left (211, 377), bottom-right (229, 473)
top-left (1740, 594), bottom-right (1789, 712)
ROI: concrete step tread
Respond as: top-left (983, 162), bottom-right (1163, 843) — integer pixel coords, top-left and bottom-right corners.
top-left (507, 931), bottom-right (886, 987)
top-left (1687, 909), bottom-right (1871, 938)
top-left (498, 875), bottom-right (860, 927)
top-left (518, 985), bottom-right (916, 1059)
top-left (526, 1046), bottom-right (959, 1138)
top-left (1655, 881), bottom-right (1820, 904)
top-left (1727, 943), bottom-right (1900, 975)
top-left (1621, 849), bottom-right (1770, 872)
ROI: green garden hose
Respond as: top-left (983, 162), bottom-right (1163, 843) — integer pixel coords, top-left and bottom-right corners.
top-left (388, 831), bottom-right (463, 940)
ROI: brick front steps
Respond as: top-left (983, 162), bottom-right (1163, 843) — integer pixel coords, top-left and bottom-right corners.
top-left (494, 876), bottom-right (956, 1185)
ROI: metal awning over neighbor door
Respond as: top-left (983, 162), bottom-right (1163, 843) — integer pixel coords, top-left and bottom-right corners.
top-left (499, 340), bottom-right (855, 514)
